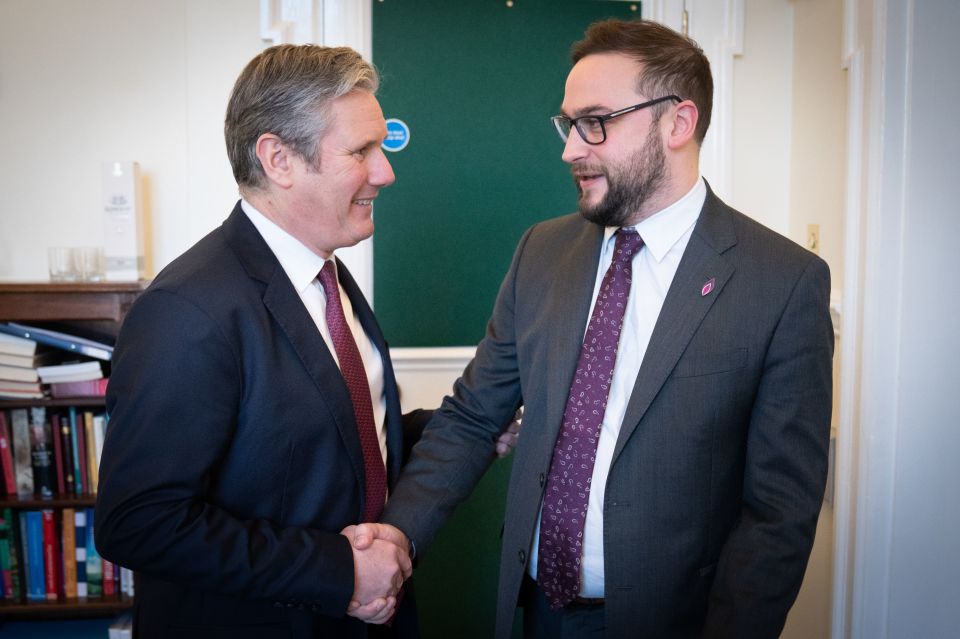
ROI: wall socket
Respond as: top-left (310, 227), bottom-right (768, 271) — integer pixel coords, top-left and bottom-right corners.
top-left (807, 223), bottom-right (820, 254)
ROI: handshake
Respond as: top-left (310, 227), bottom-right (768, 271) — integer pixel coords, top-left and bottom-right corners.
top-left (340, 522), bottom-right (413, 624)
top-left (337, 413), bottom-right (521, 624)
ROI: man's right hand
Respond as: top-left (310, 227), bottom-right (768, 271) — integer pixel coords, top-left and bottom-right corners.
top-left (341, 524), bottom-right (412, 623)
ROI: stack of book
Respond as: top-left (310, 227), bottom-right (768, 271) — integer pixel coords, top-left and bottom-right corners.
top-left (0, 334), bottom-right (50, 400)
top-left (0, 322), bottom-right (113, 400)
top-left (0, 506), bottom-right (135, 602)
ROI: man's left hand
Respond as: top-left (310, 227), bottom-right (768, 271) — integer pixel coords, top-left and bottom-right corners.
top-left (495, 408), bottom-right (523, 458)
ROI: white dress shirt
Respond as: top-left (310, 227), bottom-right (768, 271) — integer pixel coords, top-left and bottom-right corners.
top-left (241, 199), bottom-right (388, 466)
top-left (529, 178), bottom-right (707, 596)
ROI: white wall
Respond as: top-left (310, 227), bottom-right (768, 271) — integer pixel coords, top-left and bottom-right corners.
top-left (730, 0), bottom-right (794, 236)
top-left (837, 0), bottom-right (960, 637)
top-left (0, 0), bottom-right (262, 280)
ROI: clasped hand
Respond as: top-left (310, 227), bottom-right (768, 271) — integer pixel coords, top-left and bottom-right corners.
top-left (340, 523), bottom-right (412, 624)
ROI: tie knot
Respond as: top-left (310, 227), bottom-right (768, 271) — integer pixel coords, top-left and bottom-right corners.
top-left (318, 260), bottom-right (338, 299)
top-left (614, 228), bottom-right (644, 263)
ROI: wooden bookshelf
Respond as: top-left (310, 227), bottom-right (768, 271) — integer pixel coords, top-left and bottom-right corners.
top-left (0, 397), bottom-right (106, 410)
top-left (0, 282), bottom-right (144, 619)
top-left (0, 595), bottom-right (133, 620)
top-left (0, 282), bottom-right (146, 324)
top-left (0, 494), bottom-right (96, 510)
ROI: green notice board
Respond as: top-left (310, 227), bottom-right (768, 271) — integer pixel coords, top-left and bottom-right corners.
top-left (374, 3), bottom-right (642, 637)
top-left (373, 0), bottom-right (639, 347)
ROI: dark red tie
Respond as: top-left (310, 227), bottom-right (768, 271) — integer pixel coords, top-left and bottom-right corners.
top-left (318, 261), bottom-right (387, 522)
top-left (538, 229), bottom-right (644, 609)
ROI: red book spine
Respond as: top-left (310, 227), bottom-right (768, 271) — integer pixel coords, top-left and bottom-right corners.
top-left (41, 509), bottom-right (58, 601)
top-left (0, 412), bottom-right (16, 495)
top-left (102, 558), bottom-right (116, 596)
top-left (51, 414), bottom-right (66, 496)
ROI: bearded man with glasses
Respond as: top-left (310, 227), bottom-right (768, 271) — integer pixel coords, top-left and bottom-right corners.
top-left (355, 18), bottom-right (834, 639)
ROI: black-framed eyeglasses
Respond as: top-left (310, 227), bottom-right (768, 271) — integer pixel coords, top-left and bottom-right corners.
top-left (551, 95), bottom-right (682, 145)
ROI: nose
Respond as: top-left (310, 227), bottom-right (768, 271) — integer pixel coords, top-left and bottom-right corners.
top-left (369, 148), bottom-right (396, 187)
top-left (561, 128), bottom-right (589, 165)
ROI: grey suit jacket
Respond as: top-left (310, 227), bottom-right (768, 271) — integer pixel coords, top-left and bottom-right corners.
top-left (383, 186), bottom-right (833, 638)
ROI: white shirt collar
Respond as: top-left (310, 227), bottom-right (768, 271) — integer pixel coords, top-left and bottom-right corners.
top-left (603, 177), bottom-right (706, 262)
top-left (240, 198), bottom-right (332, 293)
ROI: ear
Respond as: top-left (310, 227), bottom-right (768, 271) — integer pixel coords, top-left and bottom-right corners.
top-left (665, 100), bottom-right (699, 150)
top-left (255, 133), bottom-right (296, 189)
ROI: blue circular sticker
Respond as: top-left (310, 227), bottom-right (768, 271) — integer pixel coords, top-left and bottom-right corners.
top-left (382, 118), bottom-right (410, 152)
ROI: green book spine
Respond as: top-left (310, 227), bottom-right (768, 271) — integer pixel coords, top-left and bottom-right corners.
top-left (85, 508), bottom-right (102, 597)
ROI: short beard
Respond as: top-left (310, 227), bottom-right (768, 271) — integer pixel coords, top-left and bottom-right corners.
top-left (576, 122), bottom-right (667, 228)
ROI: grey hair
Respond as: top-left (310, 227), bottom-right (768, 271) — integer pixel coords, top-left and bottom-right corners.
top-left (224, 44), bottom-right (379, 192)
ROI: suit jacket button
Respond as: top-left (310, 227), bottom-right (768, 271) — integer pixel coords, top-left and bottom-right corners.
top-left (538, 472), bottom-right (545, 487)
top-left (518, 549), bottom-right (526, 564)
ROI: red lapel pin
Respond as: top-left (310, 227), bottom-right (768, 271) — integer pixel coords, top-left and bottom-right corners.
top-left (701, 278), bottom-right (716, 297)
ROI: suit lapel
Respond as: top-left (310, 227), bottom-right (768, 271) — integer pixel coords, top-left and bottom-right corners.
top-left (543, 222), bottom-right (606, 446)
top-left (612, 189), bottom-right (738, 464)
top-left (221, 206), bottom-right (367, 503)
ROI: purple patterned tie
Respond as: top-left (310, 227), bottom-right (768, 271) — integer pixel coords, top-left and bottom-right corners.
top-left (318, 261), bottom-right (387, 522)
top-left (537, 228), bottom-right (644, 609)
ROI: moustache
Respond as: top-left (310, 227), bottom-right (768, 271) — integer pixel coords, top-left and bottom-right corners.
top-left (570, 164), bottom-right (607, 179)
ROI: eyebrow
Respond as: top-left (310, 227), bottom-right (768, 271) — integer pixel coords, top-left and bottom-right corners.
top-left (559, 104), bottom-right (613, 118)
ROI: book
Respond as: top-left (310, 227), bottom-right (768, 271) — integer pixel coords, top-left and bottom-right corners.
top-left (0, 332), bottom-right (37, 357)
top-left (84, 412), bottom-right (99, 493)
top-left (0, 388), bottom-right (45, 400)
top-left (41, 509), bottom-right (58, 601)
top-left (109, 612), bottom-right (133, 639)
top-left (0, 511), bottom-right (12, 599)
top-left (59, 412), bottom-right (76, 496)
top-left (0, 364), bottom-right (40, 383)
top-left (37, 360), bottom-right (104, 384)
top-left (0, 412), bottom-right (16, 495)
top-left (68, 407), bottom-right (84, 495)
top-left (48, 378), bottom-right (109, 399)
top-left (61, 508), bottom-right (77, 598)
top-left (0, 377), bottom-right (45, 401)
top-left (85, 508), bottom-right (101, 597)
top-left (0, 350), bottom-right (60, 369)
top-left (75, 509), bottom-right (87, 597)
top-left (75, 410), bottom-right (89, 495)
top-left (93, 414), bottom-right (107, 479)
top-left (29, 407), bottom-right (55, 498)
top-left (51, 413), bottom-right (66, 495)
top-left (23, 510), bottom-right (45, 601)
top-left (0, 379), bottom-right (43, 392)
top-left (4, 507), bottom-right (21, 601)
top-left (10, 408), bottom-right (34, 496)
top-left (102, 557), bottom-right (116, 596)
top-left (0, 323), bottom-right (113, 361)
top-left (120, 566), bottom-right (134, 597)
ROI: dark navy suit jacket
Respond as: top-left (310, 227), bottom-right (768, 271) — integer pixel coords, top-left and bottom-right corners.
top-left (96, 203), bottom-right (422, 638)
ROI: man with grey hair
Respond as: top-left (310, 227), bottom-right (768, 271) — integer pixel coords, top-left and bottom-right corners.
top-left (95, 44), bottom-right (469, 637)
